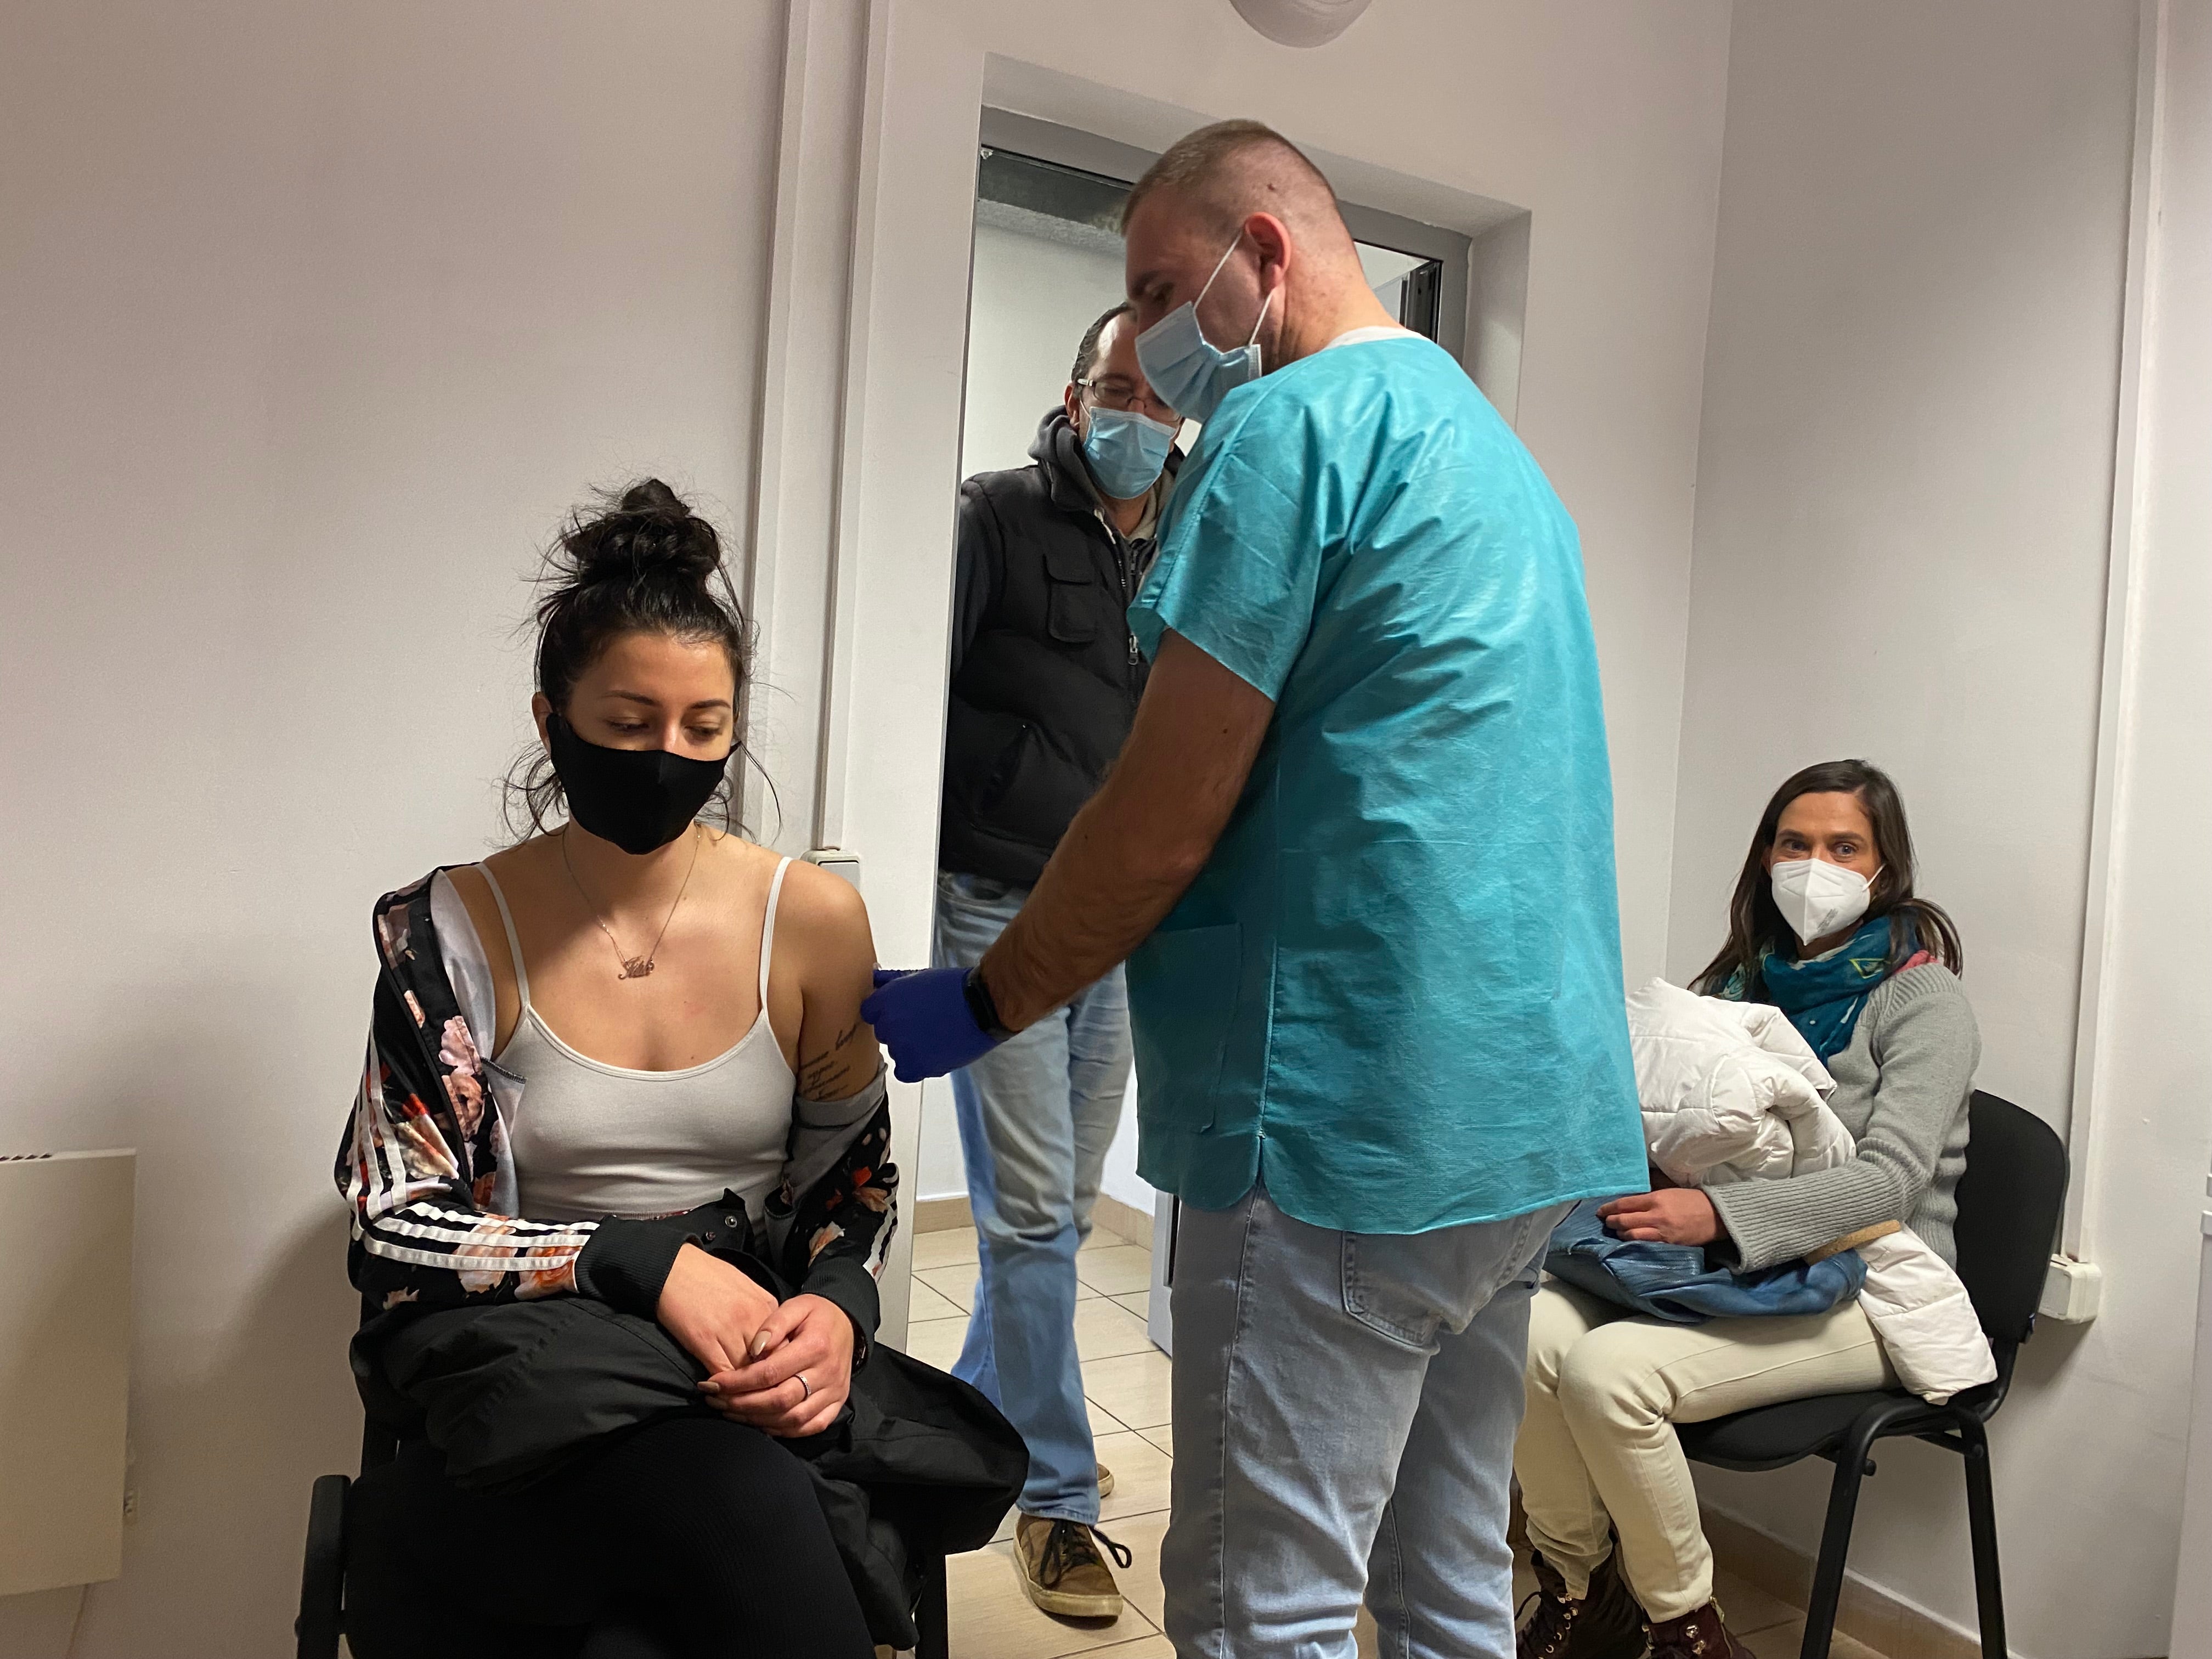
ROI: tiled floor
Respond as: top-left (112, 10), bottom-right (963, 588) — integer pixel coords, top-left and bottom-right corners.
top-left (908, 1223), bottom-right (1173, 1657)
top-left (907, 1224), bottom-right (1890, 1659)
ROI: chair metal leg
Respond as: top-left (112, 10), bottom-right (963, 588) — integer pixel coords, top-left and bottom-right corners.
top-left (296, 1474), bottom-right (349, 1659)
top-left (916, 1554), bottom-right (950, 1659)
top-left (1799, 1446), bottom-right (1871, 1659)
top-left (1960, 1420), bottom-right (2007, 1659)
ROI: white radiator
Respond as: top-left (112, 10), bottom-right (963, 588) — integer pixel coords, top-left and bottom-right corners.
top-left (0, 1149), bottom-right (135, 1598)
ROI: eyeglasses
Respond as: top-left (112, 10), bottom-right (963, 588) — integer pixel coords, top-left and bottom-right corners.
top-left (1077, 376), bottom-right (1177, 424)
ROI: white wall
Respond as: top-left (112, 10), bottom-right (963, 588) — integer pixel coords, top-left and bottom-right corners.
top-left (1669, 4), bottom-right (2199, 1654)
top-left (0, 0), bottom-right (1737, 1651)
top-left (2096, 5), bottom-right (2212, 1650)
top-left (2150, 9), bottom-right (2212, 1654)
top-left (0, 1), bottom-right (785, 1653)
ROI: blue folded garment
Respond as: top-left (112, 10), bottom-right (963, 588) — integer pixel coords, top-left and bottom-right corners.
top-left (1542, 1198), bottom-right (1866, 1324)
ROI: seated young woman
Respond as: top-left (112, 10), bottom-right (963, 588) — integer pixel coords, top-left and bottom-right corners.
top-left (334, 482), bottom-right (900, 1659)
top-left (1514, 759), bottom-right (1977, 1659)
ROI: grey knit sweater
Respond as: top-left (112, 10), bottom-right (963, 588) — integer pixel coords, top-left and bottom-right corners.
top-left (1706, 964), bottom-right (1980, 1271)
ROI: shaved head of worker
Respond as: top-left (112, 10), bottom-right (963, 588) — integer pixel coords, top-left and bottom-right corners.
top-left (866, 121), bottom-right (1645, 1656)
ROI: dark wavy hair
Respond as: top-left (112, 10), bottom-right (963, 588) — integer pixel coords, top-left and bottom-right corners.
top-left (501, 479), bottom-right (764, 840)
top-left (1691, 758), bottom-right (1962, 1001)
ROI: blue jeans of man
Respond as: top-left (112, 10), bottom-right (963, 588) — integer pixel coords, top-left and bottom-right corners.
top-left (933, 871), bottom-right (1132, 1525)
top-left (1164, 1181), bottom-right (1570, 1658)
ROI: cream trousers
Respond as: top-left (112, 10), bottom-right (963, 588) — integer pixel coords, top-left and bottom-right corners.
top-left (1514, 1280), bottom-right (1893, 1622)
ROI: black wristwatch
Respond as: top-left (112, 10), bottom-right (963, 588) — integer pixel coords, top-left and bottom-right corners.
top-left (962, 967), bottom-right (1017, 1042)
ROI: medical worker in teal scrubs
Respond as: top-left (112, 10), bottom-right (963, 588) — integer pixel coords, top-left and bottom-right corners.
top-left (866, 119), bottom-right (1646, 1658)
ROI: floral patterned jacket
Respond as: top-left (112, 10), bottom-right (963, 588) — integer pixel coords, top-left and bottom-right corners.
top-left (334, 870), bottom-right (898, 1335)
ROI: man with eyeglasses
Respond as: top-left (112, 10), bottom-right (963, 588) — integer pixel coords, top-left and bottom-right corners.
top-left (929, 301), bottom-right (1181, 1623)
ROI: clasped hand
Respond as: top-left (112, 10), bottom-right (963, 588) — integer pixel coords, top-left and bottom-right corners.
top-left (656, 1243), bottom-right (853, 1439)
top-left (1595, 1186), bottom-right (1723, 1246)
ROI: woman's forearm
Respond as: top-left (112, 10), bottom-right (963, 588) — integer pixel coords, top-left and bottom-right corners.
top-left (1706, 1157), bottom-right (1914, 1271)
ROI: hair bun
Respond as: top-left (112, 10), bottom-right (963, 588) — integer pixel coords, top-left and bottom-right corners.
top-left (558, 477), bottom-right (723, 589)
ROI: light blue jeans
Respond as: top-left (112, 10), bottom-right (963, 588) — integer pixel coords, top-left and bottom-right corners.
top-left (933, 871), bottom-right (1133, 1525)
top-left (1164, 1181), bottom-right (1570, 1658)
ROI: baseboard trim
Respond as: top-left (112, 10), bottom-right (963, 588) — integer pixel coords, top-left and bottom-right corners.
top-left (913, 1195), bottom-right (972, 1234)
top-left (912, 1191), bottom-right (1155, 1246)
top-left (1701, 1505), bottom-right (1998, 1659)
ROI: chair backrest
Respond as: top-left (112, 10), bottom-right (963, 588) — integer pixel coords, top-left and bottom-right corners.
top-left (1949, 1090), bottom-right (2069, 1346)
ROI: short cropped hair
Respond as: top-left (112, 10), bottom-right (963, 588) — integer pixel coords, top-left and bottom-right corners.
top-left (1071, 302), bottom-right (1132, 383)
top-left (1119, 119), bottom-right (1336, 238)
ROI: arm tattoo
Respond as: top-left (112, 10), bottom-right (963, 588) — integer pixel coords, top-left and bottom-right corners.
top-left (798, 1019), bottom-right (864, 1097)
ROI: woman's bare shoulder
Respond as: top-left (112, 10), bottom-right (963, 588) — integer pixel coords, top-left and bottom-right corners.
top-left (772, 857), bottom-right (875, 962)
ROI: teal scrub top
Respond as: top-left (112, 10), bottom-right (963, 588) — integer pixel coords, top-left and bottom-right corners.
top-left (1125, 333), bottom-right (1646, 1235)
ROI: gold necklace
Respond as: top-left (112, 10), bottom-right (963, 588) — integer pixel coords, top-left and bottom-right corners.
top-left (561, 825), bottom-right (702, 980)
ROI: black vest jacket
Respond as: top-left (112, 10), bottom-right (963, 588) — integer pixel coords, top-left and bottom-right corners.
top-left (938, 411), bottom-right (1172, 885)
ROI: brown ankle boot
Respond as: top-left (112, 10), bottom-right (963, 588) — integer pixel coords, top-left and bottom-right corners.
top-left (1645, 1600), bottom-right (1756, 1659)
top-left (1517, 1550), bottom-right (1647, 1659)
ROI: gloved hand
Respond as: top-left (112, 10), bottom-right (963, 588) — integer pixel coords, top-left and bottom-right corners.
top-left (861, 967), bottom-right (1003, 1081)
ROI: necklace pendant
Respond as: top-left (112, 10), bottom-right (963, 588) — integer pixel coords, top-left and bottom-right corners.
top-left (619, 957), bottom-right (654, 980)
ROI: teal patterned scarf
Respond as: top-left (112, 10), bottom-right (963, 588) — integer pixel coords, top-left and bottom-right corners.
top-left (1756, 913), bottom-right (1904, 1064)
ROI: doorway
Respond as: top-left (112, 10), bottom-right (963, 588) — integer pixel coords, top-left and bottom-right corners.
top-left (917, 116), bottom-right (1482, 1358)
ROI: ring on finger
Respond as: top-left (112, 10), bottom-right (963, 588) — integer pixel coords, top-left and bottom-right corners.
top-left (798, 1372), bottom-right (811, 1402)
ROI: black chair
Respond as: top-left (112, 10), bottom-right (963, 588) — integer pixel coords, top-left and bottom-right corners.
top-left (296, 1419), bottom-right (953, 1659)
top-left (1676, 1090), bottom-right (2067, 1659)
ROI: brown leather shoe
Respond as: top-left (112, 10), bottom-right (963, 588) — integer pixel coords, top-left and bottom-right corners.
top-left (1517, 1549), bottom-right (1648, 1659)
top-left (1096, 1463), bottom-right (1115, 1499)
top-left (1645, 1600), bottom-right (1756, 1658)
top-left (1013, 1515), bottom-right (1132, 1621)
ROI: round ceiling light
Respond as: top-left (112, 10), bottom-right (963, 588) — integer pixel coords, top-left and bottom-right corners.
top-left (1229, 0), bottom-right (1376, 49)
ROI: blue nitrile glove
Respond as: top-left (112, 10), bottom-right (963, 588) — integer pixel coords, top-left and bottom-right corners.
top-left (861, 966), bottom-right (1003, 1081)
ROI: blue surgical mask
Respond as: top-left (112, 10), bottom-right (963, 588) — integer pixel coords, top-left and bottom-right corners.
top-left (1135, 234), bottom-right (1276, 425)
top-left (1081, 406), bottom-right (1178, 499)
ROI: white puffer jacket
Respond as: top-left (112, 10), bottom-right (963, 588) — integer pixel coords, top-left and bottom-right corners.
top-left (1625, 979), bottom-right (1996, 1404)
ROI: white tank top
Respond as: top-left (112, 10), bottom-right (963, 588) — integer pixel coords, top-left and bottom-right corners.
top-left (479, 857), bottom-right (798, 1224)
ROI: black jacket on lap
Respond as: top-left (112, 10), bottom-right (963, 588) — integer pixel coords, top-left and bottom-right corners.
top-left (351, 1225), bottom-right (1026, 1651)
top-left (939, 408), bottom-right (1177, 885)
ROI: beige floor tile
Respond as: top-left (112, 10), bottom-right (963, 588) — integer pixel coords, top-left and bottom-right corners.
top-left (913, 1227), bottom-right (980, 1269)
top-left (1102, 1509), bottom-right (1170, 1630)
top-left (1712, 1566), bottom-right (1802, 1638)
top-left (1087, 1398), bottom-right (1131, 1438)
top-left (1113, 1290), bottom-right (1150, 1321)
top-left (1745, 1615), bottom-right (1887, 1657)
top-left (1082, 1348), bottom-right (1174, 1430)
top-left (916, 1255), bottom-right (1105, 1308)
top-left (907, 1276), bottom-right (964, 1323)
top-left (904, 1315), bottom-right (968, 1371)
top-left (916, 1263), bottom-right (978, 1313)
top-left (1075, 1297), bottom-right (1156, 1362)
top-left (1135, 1422), bottom-right (1172, 1457)
top-left (945, 1537), bottom-right (1160, 1659)
top-left (1085, 1639), bottom-right (1172, 1659)
top-left (1076, 1245), bottom-right (1156, 1297)
top-left (1094, 1429), bottom-right (1174, 1523)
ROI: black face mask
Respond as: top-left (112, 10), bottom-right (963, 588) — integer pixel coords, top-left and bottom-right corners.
top-left (546, 711), bottom-right (729, 855)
